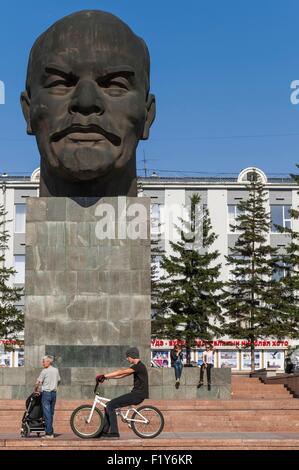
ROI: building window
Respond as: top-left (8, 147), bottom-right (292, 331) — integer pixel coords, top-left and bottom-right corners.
top-left (151, 203), bottom-right (161, 234)
top-left (272, 261), bottom-right (288, 281)
top-left (218, 350), bottom-right (238, 369)
top-left (14, 255), bottom-right (25, 284)
top-left (265, 350), bottom-right (284, 370)
top-left (271, 205), bottom-right (291, 232)
top-left (14, 204), bottom-right (26, 233)
top-left (228, 205), bottom-right (242, 233)
top-left (241, 351), bottom-right (261, 370)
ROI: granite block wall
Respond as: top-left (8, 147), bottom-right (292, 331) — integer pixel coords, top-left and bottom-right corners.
top-left (0, 367), bottom-right (231, 400)
top-left (24, 197), bottom-right (151, 394)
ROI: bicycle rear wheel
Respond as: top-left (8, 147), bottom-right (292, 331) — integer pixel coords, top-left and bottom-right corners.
top-left (131, 405), bottom-right (164, 439)
top-left (70, 405), bottom-right (104, 439)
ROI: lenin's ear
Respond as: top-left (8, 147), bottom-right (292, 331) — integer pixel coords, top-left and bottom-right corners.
top-left (142, 93), bottom-right (156, 140)
top-left (20, 91), bottom-right (34, 135)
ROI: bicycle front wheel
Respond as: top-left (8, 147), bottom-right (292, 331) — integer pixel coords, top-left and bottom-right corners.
top-left (131, 405), bottom-right (164, 439)
top-left (70, 405), bottom-right (104, 439)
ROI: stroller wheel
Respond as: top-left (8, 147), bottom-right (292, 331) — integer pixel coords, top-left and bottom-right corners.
top-left (21, 423), bottom-right (30, 438)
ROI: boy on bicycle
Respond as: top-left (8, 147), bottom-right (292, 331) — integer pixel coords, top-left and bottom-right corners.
top-left (96, 347), bottom-right (149, 439)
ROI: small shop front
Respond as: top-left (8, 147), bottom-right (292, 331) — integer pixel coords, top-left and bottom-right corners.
top-left (0, 340), bottom-right (24, 368)
top-left (151, 338), bottom-right (289, 372)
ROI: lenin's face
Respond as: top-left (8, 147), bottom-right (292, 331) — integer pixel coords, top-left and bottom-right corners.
top-left (21, 12), bottom-right (155, 182)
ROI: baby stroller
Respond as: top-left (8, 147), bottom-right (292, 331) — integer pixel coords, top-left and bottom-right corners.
top-left (21, 393), bottom-right (45, 437)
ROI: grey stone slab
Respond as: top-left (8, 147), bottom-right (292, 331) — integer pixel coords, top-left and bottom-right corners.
top-left (36, 222), bottom-right (49, 246)
top-left (66, 295), bottom-right (110, 322)
top-left (26, 271), bottom-right (55, 295)
top-left (66, 247), bottom-right (100, 271)
top-left (11, 385), bottom-right (33, 400)
top-left (1, 367), bottom-right (25, 386)
top-left (24, 346), bottom-right (46, 369)
top-left (66, 295), bottom-right (89, 321)
top-left (45, 345), bottom-right (131, 368)
top-left (131, 320), bottom-right (151, 346)
top-left (131, 295), bottom-right (152, 320)
top-left (148, 369), bottom-right (164, 386)
top-left (211, 368), bottom-right (231, 385)
top-left (107, 296), bottom-right (133, 323)
top-left (184, 386), bottom-right (198, 399)
top-left (219, 386), bottom-right (232, 400)
top-left (26, 223), bottom-right (37, 246)
top-left (119, 320), bottom-right (132, 344)
top-left (71, 368), bottom-right (102, 385)
top-left (77, 271), bottom-right (101, 294)
top-left (55, 271), bottom-right (77, 295)
top-left (28, 246), bottom-right (66, 271)
top-left (162, 385), bottom-right (188, 400)
top-left (196, 385), bottom-right (221, 400)
top-left (26, 198), bottom-right (47, 222)
top-left (25, 367), bottom-right (71, 386)
top-left (0, 386), bottom-right (12, 399)
top-left (55, 385), bottom-right (86, 400)
top-left (66, 199), bottom-right (98, 222)
top-left (184, 367), bottom-right (200, 386)
top-left (162, 368), bottom-right (186, 386)
top-left (76, 222), bottom-right (91, 247)
top-left (130, 246), bottom-right (151, 271)
top-left (46, 198), bottom-right (67, 221)
top-left (149, 386), bottom-right (164, 400)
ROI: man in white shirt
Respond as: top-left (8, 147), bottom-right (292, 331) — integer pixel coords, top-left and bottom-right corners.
top-left (34, 355), bottom-right (61, 438)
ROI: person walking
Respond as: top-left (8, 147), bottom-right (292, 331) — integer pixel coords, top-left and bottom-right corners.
top-left (96, 347), bottom-right (149, 439)
top-left (171, 344), bottom-right (184, 389)
top-left (197, 344), bottom-right (214, 391)
top-left (34, 355), bottom-right (61, 439)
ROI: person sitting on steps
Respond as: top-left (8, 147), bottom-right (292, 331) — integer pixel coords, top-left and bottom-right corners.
top-left (197, 344), bottom-right (214, 391)
top-left (171, 344), bottom-right (184, 389)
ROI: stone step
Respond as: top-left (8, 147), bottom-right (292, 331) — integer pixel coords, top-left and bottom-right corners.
top-left (232, 393), bottom-right (292, 398)
top-left (1, 433), bottom-right (299, 450)
top-left (1, 399), bottom-right (298, 410)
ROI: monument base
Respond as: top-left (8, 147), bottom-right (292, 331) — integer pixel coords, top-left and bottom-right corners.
top-left (24, 197), bottom-right (151, 392)
top-left (0, 368), bottom-right (231, 400)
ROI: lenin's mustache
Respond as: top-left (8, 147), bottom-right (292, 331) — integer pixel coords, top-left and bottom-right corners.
top-left (50, 123), bottom-right (121, 147)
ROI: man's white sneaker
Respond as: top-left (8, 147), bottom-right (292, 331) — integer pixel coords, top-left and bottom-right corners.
top-left (42, 434), bottom-right (54, 439)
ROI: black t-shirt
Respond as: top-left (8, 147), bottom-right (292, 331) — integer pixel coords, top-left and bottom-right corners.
top-left (131, 361), bottom-right (149, 399)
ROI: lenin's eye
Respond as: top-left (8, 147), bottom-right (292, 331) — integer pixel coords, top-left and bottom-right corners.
top-left (98, 76), bottom-right (130, 96)
top-left (44, 75), bottom-right (77, 90)
top-left (45, 80), bottom-right (68, 88)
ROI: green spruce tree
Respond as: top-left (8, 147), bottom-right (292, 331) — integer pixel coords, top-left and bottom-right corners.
top-left (152, 194), bottom-right (224, 363)
top-left (272, 167), bottom-right (299, 340)
top-left (0, 205), bottom-right (24, 339)
top-left (223, 172), bottom-right (289, 372)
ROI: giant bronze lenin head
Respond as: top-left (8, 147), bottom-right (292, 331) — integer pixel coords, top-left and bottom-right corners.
top-left (21, 10), bottom-right (156, 198)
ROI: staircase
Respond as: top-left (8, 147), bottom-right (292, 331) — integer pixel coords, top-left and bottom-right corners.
top-left (0, 375), bottom-right (298, 449)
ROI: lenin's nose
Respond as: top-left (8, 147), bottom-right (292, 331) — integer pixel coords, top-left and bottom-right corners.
top-left (69, 80), bottom-right (104, 116)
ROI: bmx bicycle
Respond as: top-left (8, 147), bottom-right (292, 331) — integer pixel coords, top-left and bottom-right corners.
top-left (70, 379), bottom-right (164, 439)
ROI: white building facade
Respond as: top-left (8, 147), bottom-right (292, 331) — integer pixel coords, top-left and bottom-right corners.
top-left (0, 167), bottom-right (298, 371)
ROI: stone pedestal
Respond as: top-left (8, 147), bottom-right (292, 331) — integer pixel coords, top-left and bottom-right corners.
top-left (24, 197), bottom-right (151, 396)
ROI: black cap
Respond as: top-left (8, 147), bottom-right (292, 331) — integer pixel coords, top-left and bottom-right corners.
top-left (126, 347), bottom-right (140, 359)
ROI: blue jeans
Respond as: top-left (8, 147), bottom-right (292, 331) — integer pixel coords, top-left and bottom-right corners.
top-left (42, 391), bottom-right (56, 435)
top-left (173, 360), bottom-right (183, 380)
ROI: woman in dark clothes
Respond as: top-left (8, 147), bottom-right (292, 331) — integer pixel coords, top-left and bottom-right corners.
top-left (171, 344), bottom-right (184, 389)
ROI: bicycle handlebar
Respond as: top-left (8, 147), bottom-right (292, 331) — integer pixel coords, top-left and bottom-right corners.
top-left (94, 379), bottom-right (100, 394)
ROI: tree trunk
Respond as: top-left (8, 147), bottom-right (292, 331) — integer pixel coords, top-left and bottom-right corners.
top-left (185, 341), bottom-right (191, 365)
top-left (250, 338), bottom-right (255, 373)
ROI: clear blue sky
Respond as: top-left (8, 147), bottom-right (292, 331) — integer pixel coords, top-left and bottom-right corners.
top-left (1, 0), bottom-right (299, 177)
